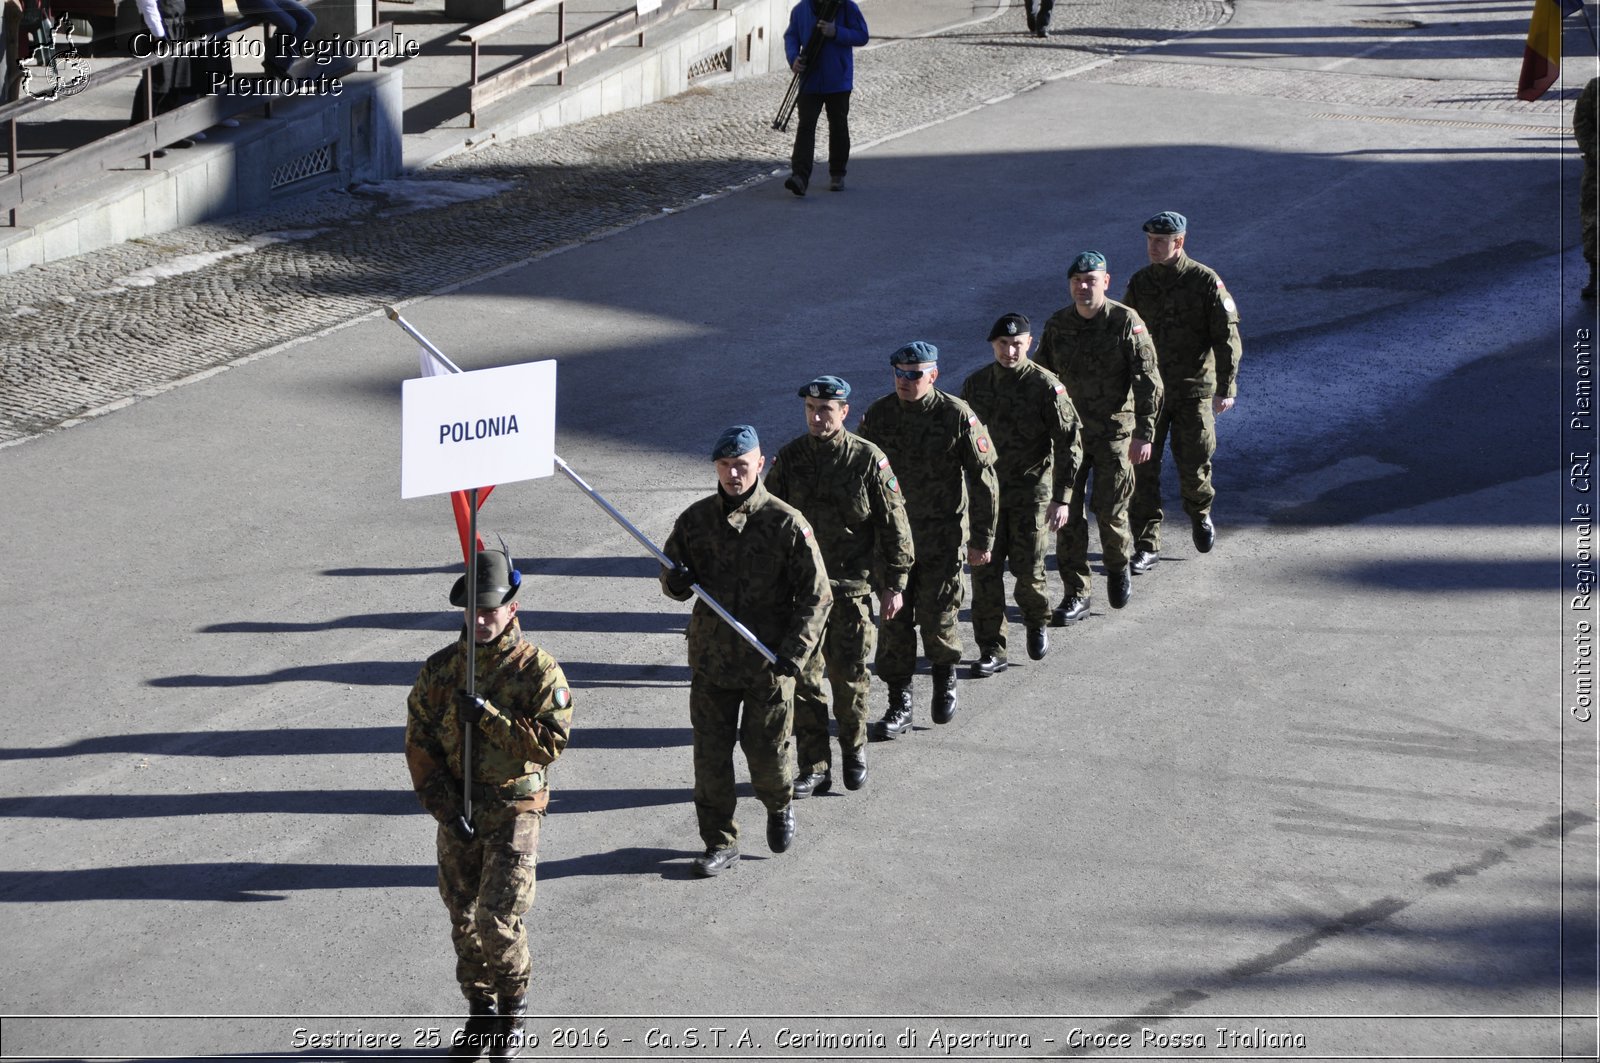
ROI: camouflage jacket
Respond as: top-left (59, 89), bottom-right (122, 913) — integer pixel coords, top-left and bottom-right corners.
top-left (959, 359), bottom-right (1084, 507)
top-left (1122, 253), bottom-right (1242, 400)
top-left (1036, 299), bottom-right (1163, 441)
top-left (660, 479), bottom-right (832, 685)
top-left (858, 388), bottom-right (1000, 553)
top-left (765, 429), bottom-right (914, 598)
top-left (404, 617), bottom-right (572, 830)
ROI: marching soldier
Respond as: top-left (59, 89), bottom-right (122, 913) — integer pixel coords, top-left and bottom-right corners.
top-left (858, 341), bottom-right (999, 735)
top-left (1122, 211), bottom-right (1242, 569)
top-left (405, 548), bottom-right (573, 1061)
top-left (959, 313), bottom-right (1083, 676)
top-left (660, 425), bottom-right (831, 877)
top-left (1036, 251), bottom-right (1162, 623)
top-left (766, 375), bottom-right (914, 795)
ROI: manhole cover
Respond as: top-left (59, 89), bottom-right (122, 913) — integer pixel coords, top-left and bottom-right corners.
top-left (1352, 18), bottom-right (1424, 29)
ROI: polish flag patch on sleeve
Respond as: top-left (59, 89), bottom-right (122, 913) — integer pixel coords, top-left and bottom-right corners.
top-left (1054, 384), bottom-right (1066, 395)
top-left (968, 415), bottom-right (980, 427)
top-left (877, 457), bottom-right (891, 470)
top-left (1132, 323), bottom-right (1146, 334)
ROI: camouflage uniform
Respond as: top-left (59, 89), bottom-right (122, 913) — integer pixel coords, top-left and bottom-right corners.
top-left (959, 359), bottom-right (1083, 655)
top-left (1122, 253), bottom-right (1241, 552)
top-left (1036, 300), bottom-right (1162, 597)
top-left (1578, 78), bottom-right (1597, 287)
top-left (404, 618), bottom-right (573, 1004)
top-left (858, 389), bottom-right (999, 682)
top-left (766, 429), bottom-right (914, 771)
top-left (660, 480), bottom-right (831, 849)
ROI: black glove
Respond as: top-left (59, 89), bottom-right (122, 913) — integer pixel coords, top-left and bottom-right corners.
top-left (446, 814), bottom-right (476, 844)
top-left (773, 657), bottom-right (800, 679)
top-left (455, 691), bottom-right (487, 727)
top-left (665, 562), bottom-right (696, 596)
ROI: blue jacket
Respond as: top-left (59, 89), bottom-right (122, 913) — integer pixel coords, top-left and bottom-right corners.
top-left (783, 0), bottom-right (869, 95)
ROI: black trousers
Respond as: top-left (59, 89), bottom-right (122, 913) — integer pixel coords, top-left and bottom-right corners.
top-left (790, 90), bottom-right (851, 184)
top-left (1026, 0), bottom-right (1055, 27)
top-left (128, 0), bottom-right (191, 123)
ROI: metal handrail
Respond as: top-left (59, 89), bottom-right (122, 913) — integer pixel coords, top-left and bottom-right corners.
top-left (2, 20), bottom-right (395, 224)
top-left (457, 0), bottom-right (700, 128)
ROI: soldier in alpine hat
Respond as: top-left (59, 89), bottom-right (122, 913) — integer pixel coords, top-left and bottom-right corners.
top-left (405, 546), bottom-right (574, 1060)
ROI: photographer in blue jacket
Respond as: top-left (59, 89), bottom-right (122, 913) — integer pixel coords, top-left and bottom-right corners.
top-left (782, 0), bottom-right (869, 196)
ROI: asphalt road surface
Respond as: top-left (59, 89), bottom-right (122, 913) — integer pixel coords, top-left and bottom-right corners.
top-left (1, 0), bottom-right (1596, 1060)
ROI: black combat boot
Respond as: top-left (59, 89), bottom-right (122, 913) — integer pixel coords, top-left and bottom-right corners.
top-left (870, 684), bottom-right (913, 740)
top-left (842, 747), bottom-right (867, 790)
top-left (766, 806), bottom-right (796, 853)
top-left (488, 995), bottom-right (527, 1061)
top-left (1107, 567), bottom-right (1132, 609)
top-left (450, 996), bottom-right (497, 1058)
top-left (971, 647), bottom-right (1008, 677)
top-left (792, 768), bottom-right (831, 799)
top-left (931, 664), bottom-right (957, 724)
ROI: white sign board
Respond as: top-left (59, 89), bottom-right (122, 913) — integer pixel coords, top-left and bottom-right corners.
top-left (636, 0), bottom-right (661, 13)
top-left (401, 360), bottom-right (556, 499)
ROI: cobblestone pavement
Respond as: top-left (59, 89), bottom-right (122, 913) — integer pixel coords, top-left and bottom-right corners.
top-left (0, 0), bottom-right (1568, 446)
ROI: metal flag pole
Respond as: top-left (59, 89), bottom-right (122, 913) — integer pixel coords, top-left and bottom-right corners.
top-left (553, 456), bottom-right (778, 665)
top-left (387, 306), bottom-right (464, 373)
top-left (462, 487), bottom-right (478, 823)
top-left (382, 306), bottom-right (777, 666)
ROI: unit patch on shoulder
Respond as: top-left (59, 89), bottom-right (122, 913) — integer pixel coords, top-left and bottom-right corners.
top-left (977, 436), bottom-right (990, 454)
top-left (1222, 295), bottom-right (1237, 313)
top-left (554, 688), bottom-right (571, 709)
top-left (888, 476), bottom-right (900, 493)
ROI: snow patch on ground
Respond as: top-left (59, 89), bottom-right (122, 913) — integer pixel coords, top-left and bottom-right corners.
top-left (91, 230), bottom-right (332, 294)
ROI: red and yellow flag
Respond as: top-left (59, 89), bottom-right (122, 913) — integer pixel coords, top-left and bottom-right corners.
top-left (1518, 0), bottom-right (1584, 101)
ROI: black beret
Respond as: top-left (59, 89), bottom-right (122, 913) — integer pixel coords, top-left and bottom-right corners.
top-left (987, 313), bottom-right (1030, 341)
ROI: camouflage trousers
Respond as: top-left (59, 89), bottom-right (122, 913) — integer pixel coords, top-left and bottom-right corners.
top-left (795, 593), bottom-right (876, 772)
top-left (1056, 430), bottom-right (1134, 598)
top-left (970, 487), bottom-right (1050, 655)
top-left (1584, 158), bottom-right (1596, 268)
top-left (690, 670), bottom-right (795, 850)
top-left (1130, 394), bottom-right (1216, 552)
top-left (437, 810), bottom-right (542, 1002)
top-left (876, 535), bottom-right (964, 684)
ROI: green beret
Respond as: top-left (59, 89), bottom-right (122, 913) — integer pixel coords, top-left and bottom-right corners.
top-left (799, 375), bottom-right (851, 401)
top-left (890, 340), bottom-right (939, 366)
top-left (1142, 211), bottom-right (1187, 235)
top-left (1068, 250), bottom-right (1108, 276)
top-left (712, 424), bottom-right (759, 460)
top-left (987, 313), bottom-right (1030, 341)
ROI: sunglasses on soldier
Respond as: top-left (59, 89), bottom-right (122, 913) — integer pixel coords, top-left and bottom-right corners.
top-left (892, 366), bottom-right (930, 380)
